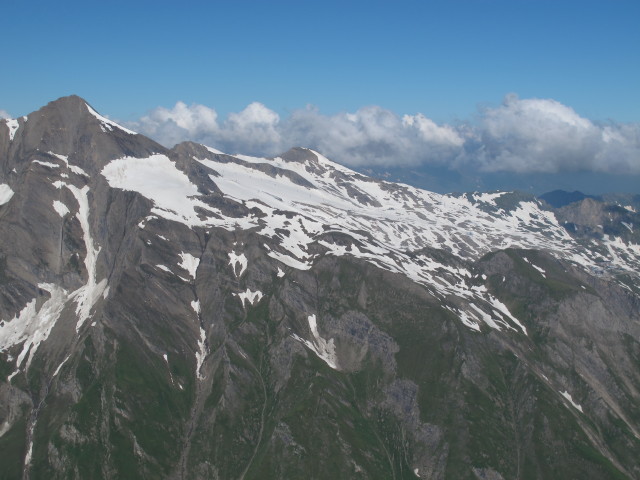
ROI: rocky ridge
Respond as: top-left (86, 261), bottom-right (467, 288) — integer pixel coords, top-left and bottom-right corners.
top-left (0, 96), bottom-right (639, 479)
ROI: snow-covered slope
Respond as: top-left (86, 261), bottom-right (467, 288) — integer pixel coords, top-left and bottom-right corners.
top-left (105, 147), bottom-right (640, 276)
top-left (101, 146), bottom-right (640, 332)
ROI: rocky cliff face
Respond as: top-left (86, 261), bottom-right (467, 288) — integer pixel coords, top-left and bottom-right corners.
top-left (0, 96), bottom-right (639, 479)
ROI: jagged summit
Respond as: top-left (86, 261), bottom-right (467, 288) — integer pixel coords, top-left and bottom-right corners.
top-left (1, 95), bottom-right (165, 176)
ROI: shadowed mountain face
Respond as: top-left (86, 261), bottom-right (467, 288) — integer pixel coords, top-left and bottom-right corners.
top-left (0, 96), bottom-right (639, 480)
top-left (538, 190), bottom-right (601, 208)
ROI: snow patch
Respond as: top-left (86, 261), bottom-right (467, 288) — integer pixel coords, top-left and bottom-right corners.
top-left (51, 153), bottom-right (89, 177)
top-left (163, 353), bottom-right (177, 385)
top-left (138, 215), bottom-right (158, 230)
top-left (0, 283), bottom-right (68, 375)
top-left (68, 164), bottom-right (87, 176)
top-left (530, 263), bottom-right (546, 277)
top-left (191, 300), bottom-right (201, 315)
top-left (487, 296), bottom-right (527, 335)
top-left (52, 200), bottom-right (70, 217)
top-left (195, 327), bottom-right (207, 380)
top-left (85, 103), bottom-right (137, 135)
top-left (468, 303), bottom-right (501, 330)
top-left (5, 119), bottom-right (20, 141)
top-left (0, 420), bottom-right (11, 438)
top-left (228, 251), bottom-right (248, 277)
top-left (268, 250), bottom-right (312, 270)
top-left (178, 252), bottom-right (200, 279)
top-left (472, 192), bottom-right (505, 206)
top-left (32, 159), bottom-right (60, 169)
top-left (69, 164), bottom-right (88, 176)
top-left (52, 354), bottom-right (71, 377)
top-left (24, 438), bottom-right (33, 467)
top-left (560, 390), bottom-right (584, 413)
top-left (234, 289), bottom-right (263, 308)
top-left (457, 310), bottom-right (481, 332)
top-left (292, 314), bottom-right (338, 370)
top-left (64, 184), bottom-right (108, 330)
top-left (0, 184), bottom-right (14, 206)
top-left (277, 267), bottom-right (285, 278)
top-left (205, 145), bottom-right (225, 155)
top-left (102, 155), bottom-right (209, 227)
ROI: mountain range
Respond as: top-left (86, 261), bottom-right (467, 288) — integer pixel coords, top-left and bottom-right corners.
top-left (1, 95), bottom-right (639, 479)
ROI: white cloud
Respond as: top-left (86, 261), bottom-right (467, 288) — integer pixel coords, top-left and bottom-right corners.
top-left (282, 106), bottom-right (465, 167)
top-left (0, 109), bottom-right (11, 119)
top-left (126, 95), bottom-right (640, 174)
top-left (471, 94), bottom-right (640, 174)
top-left (222, 102), bottom-right (282, 153)
top-left (131, 101), bottom-right (218, 148)
top-left (128, 102), bottom-right (465, 167)
top-left (128, 101), bottom-right (282, 155)
top-left (403, 113), bottom-right (465, 147)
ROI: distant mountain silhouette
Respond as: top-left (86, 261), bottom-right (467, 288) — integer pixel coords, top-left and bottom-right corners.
top-left (538, 189), bottom-right (601, 208)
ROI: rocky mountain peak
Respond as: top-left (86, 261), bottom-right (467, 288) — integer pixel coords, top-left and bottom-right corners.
top-left (1, 95), bottom-right (165, 177)
top-left (38, 94), bottom-right (93, 120)
top-left (278, 146), bottom-right (320, 163)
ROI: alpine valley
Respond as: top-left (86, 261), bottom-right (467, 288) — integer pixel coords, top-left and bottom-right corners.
top-left (1, 96), bottom-right (640, 480)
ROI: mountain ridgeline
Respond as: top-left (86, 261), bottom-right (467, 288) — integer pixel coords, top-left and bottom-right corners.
top-left (1, 96), bottom-right (639, 479)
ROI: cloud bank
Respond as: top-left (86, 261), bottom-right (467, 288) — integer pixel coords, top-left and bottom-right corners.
top-left (0, 110), bottom-right (11, 119)
top-left (127, 95), bottom-right (640, 175)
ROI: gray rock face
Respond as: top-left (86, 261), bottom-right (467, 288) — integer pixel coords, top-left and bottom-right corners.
top-left (553, 196), bottom-right (640, 246)
top-left (0, 96), bottom-right (639, 479)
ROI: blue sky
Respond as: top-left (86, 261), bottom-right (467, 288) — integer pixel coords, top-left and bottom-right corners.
top-left (2, 1), bottom-right (639, 192)
top-left (3, 0), bottom-right (638, 122)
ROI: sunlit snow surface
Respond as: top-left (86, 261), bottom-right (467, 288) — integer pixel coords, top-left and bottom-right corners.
top-left (61, 183), bottom-right (108, 331)
top-left (179, 252), bottom-right (200, 280)
top-left (1, 284), bottom-right (69, 378)
top-left (102, 155), bottom-right (203, 225)
top-left (52, 200), bottom-right (70, 217)
top-left (4, 118), bottom-right (20, 141)
top-left (228, 251), bottom-right (248, 277)
top-left (100, 148), bottom-right (640, 333)
top-left (1, 159), bottom-right (110, 379)
top-left (560, 390), bottom-right (584, 413)
top-left (195, 327), bottom-right (207, 380)
top-left (32, 159), bottom-right (59, 169)
top-left (191, 300), bottom-right (201, 315)
top-left (0, 184), bottom-right (14, 205)
top-left (50, 152), bottom-right (88, 177)
top-left (292, 314), bottom-right (338, 370)
top-left (234, 288), bottom-right (263, 308)
top-left (85, 103), bottom-right (137, 135)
